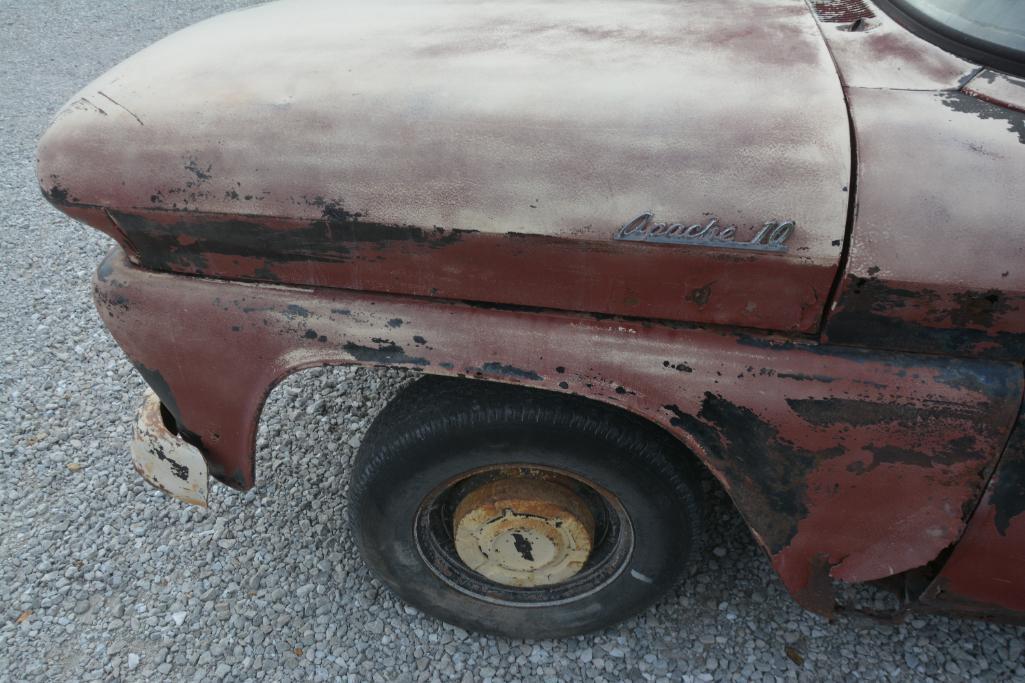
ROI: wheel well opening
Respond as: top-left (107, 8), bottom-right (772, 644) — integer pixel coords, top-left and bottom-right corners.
top-left (253, 365), bottom-right (735, 514)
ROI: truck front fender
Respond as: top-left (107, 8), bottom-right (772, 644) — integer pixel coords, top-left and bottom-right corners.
top-left (95, 248), bottom-right (1023, 616)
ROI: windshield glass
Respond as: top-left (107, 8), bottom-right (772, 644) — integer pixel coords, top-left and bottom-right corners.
top-left (892, 0), bottom-right (1025, 62)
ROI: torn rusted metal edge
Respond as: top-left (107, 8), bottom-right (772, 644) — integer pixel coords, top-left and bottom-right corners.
top-left (131, 389), bottom-right (209, 507)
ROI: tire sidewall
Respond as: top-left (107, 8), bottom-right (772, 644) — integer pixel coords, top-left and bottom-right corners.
top-left (354, 420), bottom-right (699, 638)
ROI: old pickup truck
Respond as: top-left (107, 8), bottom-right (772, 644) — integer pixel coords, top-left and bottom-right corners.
top-left (38, 0), bottom-right (1024, 638)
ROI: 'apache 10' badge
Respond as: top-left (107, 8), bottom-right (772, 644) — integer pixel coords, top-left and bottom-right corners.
top-left (614, 211), bottom-right (795, 253)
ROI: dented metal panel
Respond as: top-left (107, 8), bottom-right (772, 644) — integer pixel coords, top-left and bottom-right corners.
top-left (94, 249), bottom-right (1024, 615)
top-left (825, 87), bottom-right (1025, 361)
top-left (38, 0), bottom-right (851, 334)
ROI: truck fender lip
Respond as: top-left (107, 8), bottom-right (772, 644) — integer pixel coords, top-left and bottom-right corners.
top-left (131, 389), bottom-right (209, 508)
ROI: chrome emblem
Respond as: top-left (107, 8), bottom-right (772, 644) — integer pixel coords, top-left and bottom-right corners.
top-left (614, 212), bottom-right (794, 253)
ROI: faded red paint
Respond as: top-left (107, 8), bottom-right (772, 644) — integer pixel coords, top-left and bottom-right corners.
top-left (810, 4), bottom-right (1025, 362)
top-left (95, 249), bottom-right (1023, 617)
top-left (37, 0), bottom-right (851, 335)
top-left (824, 88), bottom-right (1025, 361)
top-left (77, 206), bottom-right (835, 334)
top-left (919, 404), bottom-right (1025, 617)
top-left (809, 0), bottom-right (977, 89)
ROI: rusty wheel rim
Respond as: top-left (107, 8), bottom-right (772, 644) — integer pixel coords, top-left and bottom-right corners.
top-left (414, 465), bottom-right (633, 606)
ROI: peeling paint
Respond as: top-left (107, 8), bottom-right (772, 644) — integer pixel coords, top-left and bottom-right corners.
top-left (93, 249), bottom-right (1024, 620)
top-left (474, 362), bottom-right (543, 382)
top-left (342, 341), bottom-right (429, 367)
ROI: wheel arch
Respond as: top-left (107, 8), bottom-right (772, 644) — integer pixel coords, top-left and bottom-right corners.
top-left (240, 359), bottom-right (725, 499)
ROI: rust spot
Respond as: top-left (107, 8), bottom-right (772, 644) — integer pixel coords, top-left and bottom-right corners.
top-left (785, 397), bottom-right (976, 429)
top-left (343, 341), bottom-right (429, 367)
top-left (949, 289), bottom-right (1011, 329)
top-left (472, 362), bottom-right (542, 382)
top-left (45, 183), bottom-right (70, 204)
top-left (686, 282), bottom-right (713, 307)
top-left (851, 438), bottom-right (980, 474)
top-left (666, 394), bottom-right (844, 553)
top-left (777, 372), bottom-right (835, 383)
top-left (791, 553), bottom-right (836, 617)
top-left (184, 159), bottom-right (212, 182)
top-left (992, 416), bottom-right (1025, 536)
top-left (827, 275), bottom-right (1025, 360)
top-left (939, 91), bottom-right (1025, 145)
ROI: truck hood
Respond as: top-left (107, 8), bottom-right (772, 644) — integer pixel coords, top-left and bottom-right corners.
top-left (38, 0), bottom-right (850, 333)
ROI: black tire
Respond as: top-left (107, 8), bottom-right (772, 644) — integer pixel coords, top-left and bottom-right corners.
top-left (348, 376), bottom-right (704, 639)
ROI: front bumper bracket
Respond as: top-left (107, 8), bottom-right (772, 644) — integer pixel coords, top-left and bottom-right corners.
top-left (130, 390), bottom-right (209, 507)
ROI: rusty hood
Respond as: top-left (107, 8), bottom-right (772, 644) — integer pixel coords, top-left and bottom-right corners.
top-left (38, 0), bottom-right (851, 333)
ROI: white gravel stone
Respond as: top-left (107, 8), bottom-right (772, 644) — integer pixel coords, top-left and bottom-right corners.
top-left (1, 2), bottom-right (1024, 682)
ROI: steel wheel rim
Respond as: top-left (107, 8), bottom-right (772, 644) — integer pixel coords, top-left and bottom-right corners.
top-left (414, 464), bottom-right (634, 607)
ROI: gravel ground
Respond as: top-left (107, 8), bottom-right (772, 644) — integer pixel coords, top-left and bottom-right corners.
top-left (2, 2), bottom-right (1024, 682)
